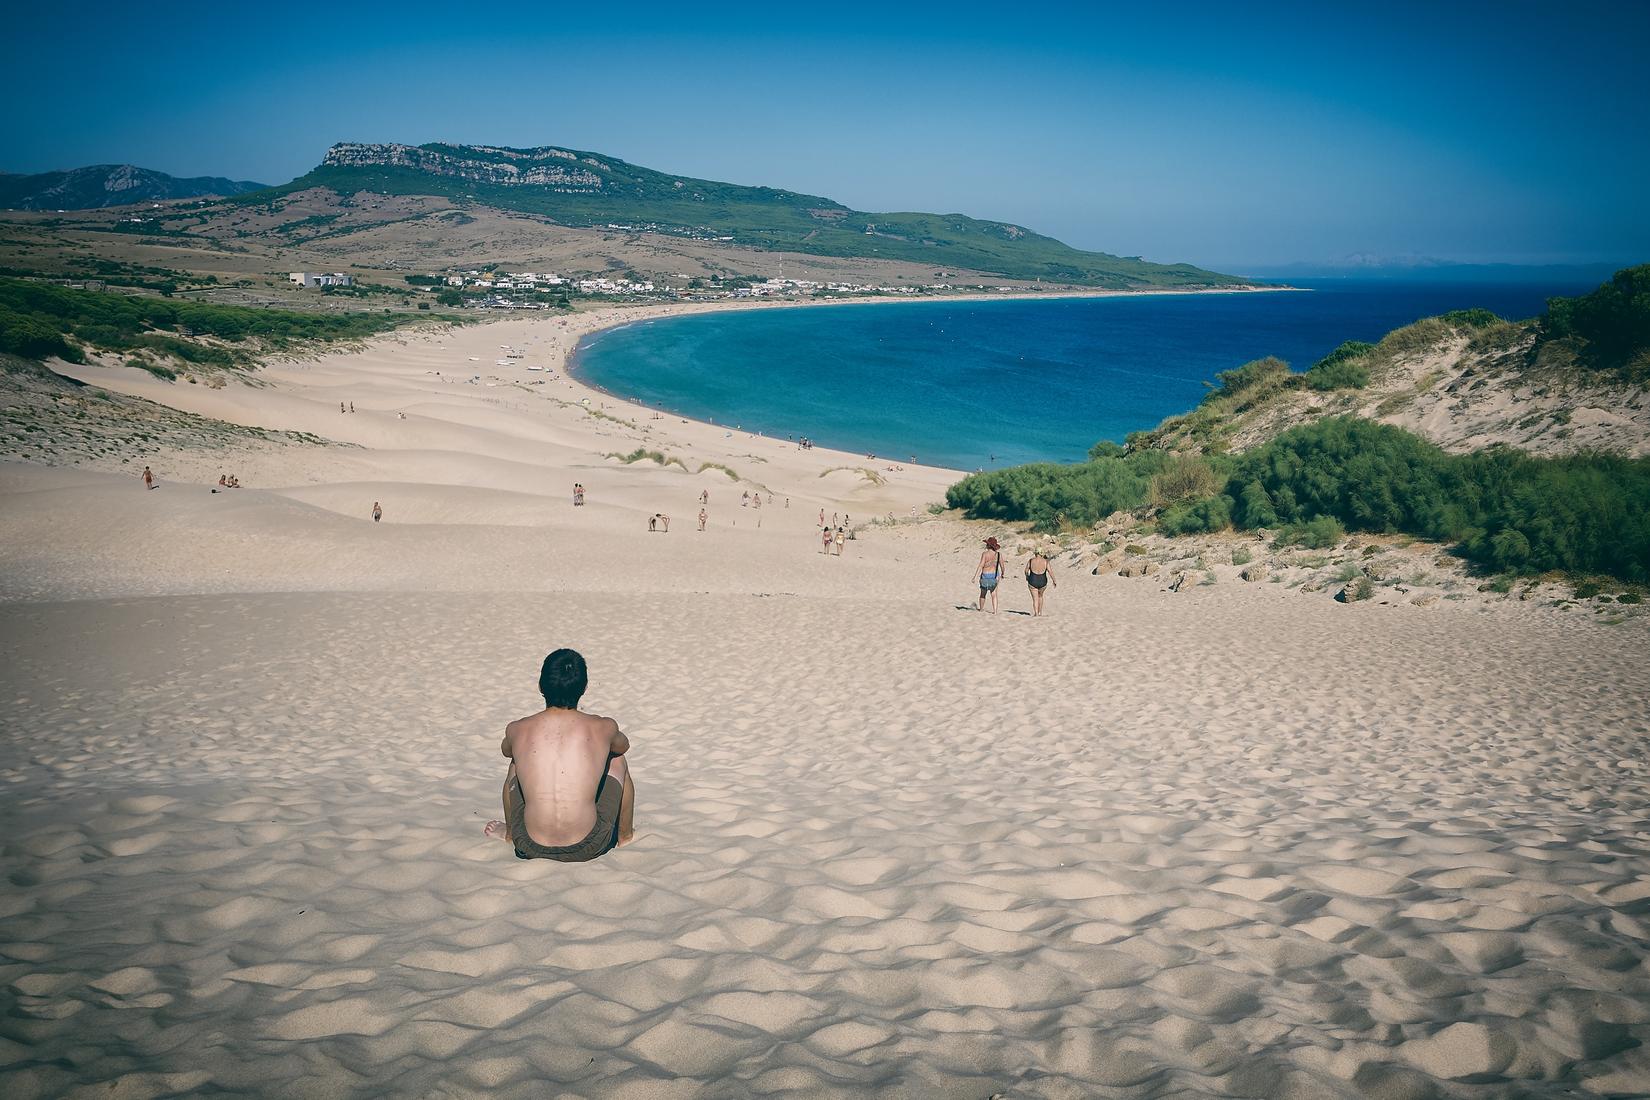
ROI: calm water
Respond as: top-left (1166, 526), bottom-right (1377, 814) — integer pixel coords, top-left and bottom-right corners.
top-left (574, 281), bottom-right (1591, 470)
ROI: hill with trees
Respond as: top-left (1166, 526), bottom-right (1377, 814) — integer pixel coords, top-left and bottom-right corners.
top-left (251, 142), bottom-right (1249, 289)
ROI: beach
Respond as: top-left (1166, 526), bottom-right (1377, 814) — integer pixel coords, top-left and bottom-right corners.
top-left (3, 307), bottom-right (1649, 1098)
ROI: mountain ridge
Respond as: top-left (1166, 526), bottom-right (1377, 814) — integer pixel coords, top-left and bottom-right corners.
top-left (0, 165), bottom-right (267, 210)
top-left (251, 141), bottom-right (1248, 289)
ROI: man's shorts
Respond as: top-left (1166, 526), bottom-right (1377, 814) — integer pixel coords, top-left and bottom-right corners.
top-left (508, 772), bottom-right (622, 863)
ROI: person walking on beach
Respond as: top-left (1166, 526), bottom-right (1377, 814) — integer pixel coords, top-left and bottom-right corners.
top-left (141, 466), bottom-right (155, 491)
top-left (821, 526), bottom-right (833, 555)
top-left (834, 526), bottom-right (845, 556)
top-left (372, 501), bottom-right (382, 523)
top-left (698, 508), bottom-right (707, 532)
top-left (484, 648), bottom-right (636, 862)
top-left (818, 508), bottom-right (825, 526)
top-left (975, 536), bottom-right (1004, 613)
top-left (1025, 546), bottom-right (1056, 616)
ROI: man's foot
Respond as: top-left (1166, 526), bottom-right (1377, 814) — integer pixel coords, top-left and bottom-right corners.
top-left (484, 820), bottom-right (510, 843)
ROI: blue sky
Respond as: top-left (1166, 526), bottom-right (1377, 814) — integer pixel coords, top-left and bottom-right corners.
top-left (3, 1), bottom-right (1645, 270)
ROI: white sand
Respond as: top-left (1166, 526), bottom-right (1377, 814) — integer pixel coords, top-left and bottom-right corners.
top-left (2, 309), bottom-right (1649, 1098)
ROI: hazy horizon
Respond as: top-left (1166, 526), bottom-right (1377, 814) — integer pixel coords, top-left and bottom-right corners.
top-left (3, 1), bottom-right (1645, 272)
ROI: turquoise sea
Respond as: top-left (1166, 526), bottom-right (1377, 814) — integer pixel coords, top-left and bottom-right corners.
top-left (574, 281), bottom-right (1593, 471)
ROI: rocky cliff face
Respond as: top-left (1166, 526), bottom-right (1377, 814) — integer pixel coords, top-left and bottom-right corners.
top-left (0, 166), bottom-right (266, 210)
top-left (322, 143), bottom-right (605, 191)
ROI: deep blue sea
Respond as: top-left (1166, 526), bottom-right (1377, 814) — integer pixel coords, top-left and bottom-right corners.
top-left (574, 280), bottom-right (1594, 470)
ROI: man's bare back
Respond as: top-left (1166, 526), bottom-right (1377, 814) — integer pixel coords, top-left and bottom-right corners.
top-left (485, 648), bottom-right (636, 862)
top-left (506, 708), bottom-right (628, 844)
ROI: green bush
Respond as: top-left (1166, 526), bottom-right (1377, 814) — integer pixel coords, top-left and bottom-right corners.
top-left (1441, 308), bottom-right (1503, 329)
top-left (1232, 417), bottom-right (1650, 581)
top-left (1540, 265), bottom-right (1650, 379)
top-left (1303, 340), bottom-right (1374, 391)
top-left (1231, 547), bottom-right (1253, 566)
top-left (1148, 453), bottom-right (1220, 508)
top-left (1276, 516), bottom-right (1347, 549)
top-left (1207, 356), bottom-right (1291, 410)
top-left (1087, 439), bottom-right (1125, 460)
top-left (1159, 493), bottom-right (1231, 535)
top-left (945, 450), bottom-right (1169, 531)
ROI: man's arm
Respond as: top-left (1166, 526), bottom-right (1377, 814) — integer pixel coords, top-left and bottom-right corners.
top-left (608, 721), bottom-right (629, 757)
top-left (500, 724), bottom-right (514, 758)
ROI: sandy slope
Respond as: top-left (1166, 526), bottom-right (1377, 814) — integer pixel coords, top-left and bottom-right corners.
top-left (2, 310), bottom-right (1648, 1099)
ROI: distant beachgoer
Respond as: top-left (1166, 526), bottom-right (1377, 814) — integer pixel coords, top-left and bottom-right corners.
top-left (699, 489), bottom-right (709, 505)
top-left (818, 508), bottom-right (825, 526)
top-left (785, 498), bottom-right (790, 509)
top-left (373, 501), bottom-right (382, 523)
top-left (975, 537), bottom-right (1004, 613)
top-left (218, 474), bottom-right (227, 488)
top-left (741, 491), bottom-right (750, 507)
top-left (340, 402), bottom-right (346, 413)
top-left (142, 466), bottom-right (155, 491)
top-left (649, 514), bottom-right (657, 532)
top-left (1026, 547), bottom-right (1057, 616)
top-left (821, 526), bottom-right (832, 555)
top-left (831, 512), bottom-right (838, 527)
top-left (834, 527), bottom-right (845, 556)
top-left (484, 648), bottom-right (636, 862)
top-left (349, 402), bottom-right (355, 413)
top-left (698, 508), bottom-right (707, 531)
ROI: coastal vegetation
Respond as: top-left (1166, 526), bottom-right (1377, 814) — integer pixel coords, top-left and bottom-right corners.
top-left (947, 269), bottom-right (1650, 582)
top-left (949, 416), bottom-right (1650, 581)
top-left (1536, 264), bottom-right (1650, 380)
top-left (608, 447), bottom-right (689, 471)
top-left (0, 278), bottom-right (446, 370)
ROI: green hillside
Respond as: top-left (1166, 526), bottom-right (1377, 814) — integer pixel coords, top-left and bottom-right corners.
top-left (0, 165), bottom-right (267, 210)
top-left (257, 142), bottom-right (1248, 288)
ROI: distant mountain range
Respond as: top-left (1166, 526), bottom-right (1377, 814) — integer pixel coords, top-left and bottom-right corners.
top-left (0, 165), bottom-right (267, 211)
top-left (1244, 256), bottom-right (1624, 285)
top-left (243, 141), bottom-right (1246, 289)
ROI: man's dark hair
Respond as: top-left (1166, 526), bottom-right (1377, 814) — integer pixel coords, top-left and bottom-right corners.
top-left (539, 648), bottom-right (587, 709)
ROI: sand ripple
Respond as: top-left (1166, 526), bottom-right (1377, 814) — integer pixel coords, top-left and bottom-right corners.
top-left (2, 590), bottom-right (1648, 1097)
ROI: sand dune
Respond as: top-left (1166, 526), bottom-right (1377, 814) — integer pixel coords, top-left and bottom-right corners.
top-left (2, 310), bottom-right (1648, 1097)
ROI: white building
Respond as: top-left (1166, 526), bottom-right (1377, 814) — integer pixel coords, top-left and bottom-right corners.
top-left (289, 272), bottom-right (353, 288)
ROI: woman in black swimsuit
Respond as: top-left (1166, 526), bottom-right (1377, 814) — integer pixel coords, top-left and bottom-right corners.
top-left (1025, 547), bottom-right (1056, 617)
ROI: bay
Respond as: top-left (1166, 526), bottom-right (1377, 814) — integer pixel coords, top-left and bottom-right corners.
top-left (574, 280), bottom-right (1593, 470)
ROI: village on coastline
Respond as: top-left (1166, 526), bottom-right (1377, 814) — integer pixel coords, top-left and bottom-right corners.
top-left (283, 265), bottom-right (1048, 311)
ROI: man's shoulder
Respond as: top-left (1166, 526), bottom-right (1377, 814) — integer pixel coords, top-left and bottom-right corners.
top-left (575, 710), bottom-right (619, 735)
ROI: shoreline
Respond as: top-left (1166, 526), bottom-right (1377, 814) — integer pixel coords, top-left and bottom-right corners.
top-left (554, 283), bottom-right (1300, 468)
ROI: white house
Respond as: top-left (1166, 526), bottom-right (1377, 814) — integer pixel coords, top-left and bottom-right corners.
top-left (288, 272), bottom-right (354, 288)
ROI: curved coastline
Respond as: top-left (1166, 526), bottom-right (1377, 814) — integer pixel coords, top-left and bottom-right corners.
top-left (562, 284), bottom-right (1297, 467)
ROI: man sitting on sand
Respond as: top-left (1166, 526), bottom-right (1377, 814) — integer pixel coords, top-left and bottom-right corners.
top-left (485, 649), bottom-right (636, 862)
